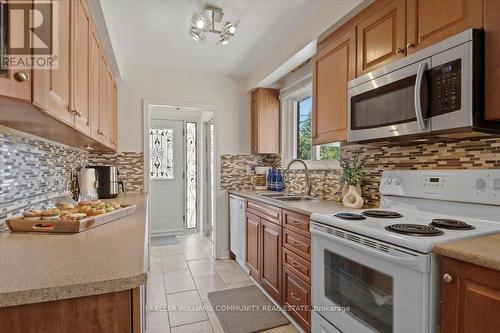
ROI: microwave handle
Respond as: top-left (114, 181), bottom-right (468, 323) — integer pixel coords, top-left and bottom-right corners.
top-left (311, 228), bottom-right (426, 271)
top-left (414, 62), bottom-right (428, 130)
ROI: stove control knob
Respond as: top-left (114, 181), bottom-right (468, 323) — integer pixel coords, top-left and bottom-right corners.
top-left (491, 179), bottom-right (500, 190)
top-left (474, 178), bottom-right (486, 190)
top-left (394, 177), bottom-right (402, 185)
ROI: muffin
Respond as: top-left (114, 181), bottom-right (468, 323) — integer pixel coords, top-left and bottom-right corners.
top-left (64, 213), bottom-right (87, 221)
top-left (41, 209), bottom-right (60, 220)
top-left (23, 210), bottom-right (42, 220)
top-left (88, 208), bottom-right (106, 216)
top-left (78, 200), bottom-right (92, 207)
top-left (78, 205), bottom-right (92, 214)
top-left (91, 200), bottom-right (105, 208)
top-left (56, 203), bottom-right (75, 210)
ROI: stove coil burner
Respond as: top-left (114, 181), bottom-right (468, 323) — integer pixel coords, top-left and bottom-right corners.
top-left (385, 224), bottom-right (444, 236)
top-left (334, 213), bottom-right (366, 220)
top-left (430, 219), bottom-right (475, 230)
top-left (362, 210), bottom-right (403, 218)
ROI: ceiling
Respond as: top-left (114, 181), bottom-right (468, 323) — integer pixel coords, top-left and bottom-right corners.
top-left (100, 0), bottom-right (360, 77)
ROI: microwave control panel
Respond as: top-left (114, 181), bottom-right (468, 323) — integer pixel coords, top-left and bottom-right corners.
top-left (432, 59), bottom-right (461, 115)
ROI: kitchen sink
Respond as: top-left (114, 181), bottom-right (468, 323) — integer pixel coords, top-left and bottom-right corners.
top-left (272, 196), bottom-right (316, 201)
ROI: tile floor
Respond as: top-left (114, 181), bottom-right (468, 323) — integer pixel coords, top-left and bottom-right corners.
top-left (147, 233), bottom-right (299, 333)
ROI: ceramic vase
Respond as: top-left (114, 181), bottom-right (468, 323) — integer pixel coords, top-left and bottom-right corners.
top-left (342, 185), bottom-right (364, 209)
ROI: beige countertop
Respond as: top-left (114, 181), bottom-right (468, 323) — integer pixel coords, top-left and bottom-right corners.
top-left (228, 190), bottom-right (368, 215)
top-left (435, 233), bottom-right (500, 271)
top-left (0, 193), bottom-right (149, 308)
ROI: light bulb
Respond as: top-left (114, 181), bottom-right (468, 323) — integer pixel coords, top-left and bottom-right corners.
top-left (228, 25), bottom-right (236, 34)
top-left (221, 39), bottom-right (228, 45)
top-left (196, 18), bottom-right (205, 29)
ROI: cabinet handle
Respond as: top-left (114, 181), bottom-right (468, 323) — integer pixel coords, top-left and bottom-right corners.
top-left (290, 240), bottom-right (302, 247)
top-left (97, 129), bottom-right (105, 135)
top-left (289, 220), bottom-right (303, 225)
top-left (291, 292), bottom-right (301, 302)
top-left (443, 273), bottom-right (453, 283)
top-left (15, 71), bottom-right (29, 82)
top-left (71, 109), bottom-right (82, 117)
top-left (397, 47), bottom-right (405, 54)
top-left (406, 42), bottom-right (416, 49)
top-left (290, 262), bottom-right (302, 269)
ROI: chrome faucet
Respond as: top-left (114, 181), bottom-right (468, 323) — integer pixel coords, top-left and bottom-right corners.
top-left (286, 159), bottom-right (312, 196)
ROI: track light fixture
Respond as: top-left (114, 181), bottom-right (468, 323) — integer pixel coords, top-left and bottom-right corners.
top-left (189, 6), bottom-right (238, 46)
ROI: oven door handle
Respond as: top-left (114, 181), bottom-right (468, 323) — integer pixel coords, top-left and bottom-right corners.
top-left (414, 62), bottom-right (428, 130)
top-left (311, 228), bottom-right (427, 271)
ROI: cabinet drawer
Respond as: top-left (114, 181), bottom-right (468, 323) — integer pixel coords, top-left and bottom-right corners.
top-left (283, 210), bottom-right (310, 238)
top-left (283, 248), bottom-right (310, 284)
top-left (283, 229), bottom-right (311, 260)
top-left (283, 267), bottom-right (311, 332)
top-left (246, 200), bottom-right (281, 225)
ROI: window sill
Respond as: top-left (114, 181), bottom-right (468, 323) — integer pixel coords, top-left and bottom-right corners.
top-left (286, 160), bottom-right (340, 171)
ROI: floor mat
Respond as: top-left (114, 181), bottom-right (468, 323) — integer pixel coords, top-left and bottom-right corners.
top-left (207, 285), bottom-right (289, 333)
top-left (151, 235), bottom-right (179, 246)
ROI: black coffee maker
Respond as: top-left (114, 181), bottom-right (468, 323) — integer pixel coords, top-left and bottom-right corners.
top-left (86, 165), bottom-right (124, 199)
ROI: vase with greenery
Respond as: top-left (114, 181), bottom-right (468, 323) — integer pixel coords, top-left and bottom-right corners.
top-left (340, 153), bottom-right (366, 208)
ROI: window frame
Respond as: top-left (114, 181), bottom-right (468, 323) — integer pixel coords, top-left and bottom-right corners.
top-left (280, 74), bottom-right (340, 170)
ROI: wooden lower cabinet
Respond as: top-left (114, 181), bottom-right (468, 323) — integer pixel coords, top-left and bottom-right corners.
top-left (283, 267), bottom-right (311, 333)
top-left (246, 211), bottom-right (261, 280)
top-left (0, 287), bottom-right (145, 333)
top-left (260, 219), bottom-right (282, 303)
top-left (440, 257), bottom-right (500, 333)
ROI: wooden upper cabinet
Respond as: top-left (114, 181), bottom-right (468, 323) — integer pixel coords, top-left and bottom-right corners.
top-left (250, 88), bottom-right (280, 154)
top-left (312, 28), bottom-right (356, 145)
top-left (440, 257), bottom-right (500, 333)
top-left (72, 0), bottom-right (91, 134)
top-left (99, 55), bottom-right (109, 144)
top-left (32, 0), bottom-right (73, 126)
top-left (356, 0), bottom-right (406, 75)
top-left (484, 0), bottom-right (500, 121)
top-left (0, 1), bottom-right (31, 102)
top-left (89, 26), bottom-right (101, 141)
top-left (406, 0), bottom-right (483, 54)
top-left (106, 69), bottom-right (117, 148)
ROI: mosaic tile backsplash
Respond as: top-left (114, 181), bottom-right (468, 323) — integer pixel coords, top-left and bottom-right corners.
top-left (0, 131), bottom-right (87, 230)
top-left (221, 137), bottom-right (500, 207)
top-left (220, 154), bottom-right (281, 190)
top-left (87, 152), bottom-right (144, 193)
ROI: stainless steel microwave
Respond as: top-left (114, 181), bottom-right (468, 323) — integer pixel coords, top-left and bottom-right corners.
top-left (347, 29), bottom-right (499, 143)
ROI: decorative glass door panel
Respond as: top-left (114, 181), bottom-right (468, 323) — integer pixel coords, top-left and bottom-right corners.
top-left (324, 249), bottom-right (393, 333)
top-left (150, 128), bottom-right (174, 179)
top-left (185, 122), bottom-right (197, 230)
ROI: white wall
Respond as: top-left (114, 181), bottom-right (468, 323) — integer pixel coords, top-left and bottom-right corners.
top-left (118, 64), bottom-right (251, 258)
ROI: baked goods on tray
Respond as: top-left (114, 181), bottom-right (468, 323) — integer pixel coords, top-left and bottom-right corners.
top-left (21, 200), bottom-right (122, 222)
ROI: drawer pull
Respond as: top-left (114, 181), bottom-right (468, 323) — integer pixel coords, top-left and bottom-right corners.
top-left (290, 240), bottom-right (302, 247)
top-left (289, 220), bottom-right (304, 225)
top-left (291, 292), bottom-right (301, 302)
top-left (290, 262), bottom-right (302, 269)
top-left (443, 273), bottom-right (453, 283)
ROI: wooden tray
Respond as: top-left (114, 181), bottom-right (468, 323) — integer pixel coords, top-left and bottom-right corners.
top-left (6, 205), bottom-right (137, 233)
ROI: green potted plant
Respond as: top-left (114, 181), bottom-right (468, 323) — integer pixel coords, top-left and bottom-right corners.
top-left (340, 153), bottom-right (366, 208)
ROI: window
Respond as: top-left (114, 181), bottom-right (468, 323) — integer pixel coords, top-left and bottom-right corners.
top-left (150, 128), bottom-right (174, 179)
top-left (295, 96), bottom-right (340, 162)
top-left (185, 122), bottom-right (197, 230)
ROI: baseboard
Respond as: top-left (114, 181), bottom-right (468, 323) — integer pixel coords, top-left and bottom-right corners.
top-left (151, 230), bottom-right (184, 237)
top-left (215, 250), bottom-right (230, 260)
top-left (248, 276), bottom-right (306, 333)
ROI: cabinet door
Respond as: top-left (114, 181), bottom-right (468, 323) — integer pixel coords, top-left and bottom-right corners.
top-left (250, 94), bottom-right (258, 154)
top-left (250, 88), bottom-right (280, 154)
top-left (0, 2), bottom-right (31, 101)
top-left (72, 0), bottom-right (91, 134)
top-left (89, 26), bottom-right (101, 140)
top-left (99, 55), bottom-right (108, 143)
top-left (245, 212), bottom-right (260, 280)
top-left (406, 0), bottom-right (483, 54)
top-left (485, 0), bottom-right (500, 121)
top-left (312, 28), bottom-right (356, 145)
top-left (32, 0), bottom-right (73, 125)
top-left (441, 257), bottom-right (500, 333)
top-left (356, 0), bottom-right (406, 75)
top-left (260, 219), bottom-right (282, 304)
top-left (106, 69), bottom-right (117, 149)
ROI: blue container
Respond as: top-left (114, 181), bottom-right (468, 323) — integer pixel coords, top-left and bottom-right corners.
top-left (276, 170), bottom-right (284, 192)
top-left (267, 169), bottom-right (273, 190)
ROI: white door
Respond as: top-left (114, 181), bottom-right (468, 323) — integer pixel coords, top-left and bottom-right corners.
top-left (150, 119), bottom-right (184, 235)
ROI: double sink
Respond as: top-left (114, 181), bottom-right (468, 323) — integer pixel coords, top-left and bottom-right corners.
top-left (257, 192), bottom-right (317, 202)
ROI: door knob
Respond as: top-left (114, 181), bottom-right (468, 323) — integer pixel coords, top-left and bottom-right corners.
top-left (443, 273), bottom-right (453, 283)
top-left (406, 42), bottom-right (416, 49)
top-left (15, 71), bottom-right (29, 82)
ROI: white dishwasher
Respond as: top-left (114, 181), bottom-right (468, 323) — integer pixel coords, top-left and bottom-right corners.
top-left (229, 195), bottom-right (248, 273)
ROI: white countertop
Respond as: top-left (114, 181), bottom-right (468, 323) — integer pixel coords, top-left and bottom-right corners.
top-left (0, 193), bottom-right (148, 307)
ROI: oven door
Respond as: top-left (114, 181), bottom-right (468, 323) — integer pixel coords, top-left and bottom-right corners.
top-left (347, 58), bottom-right (431, 142)
top-left (311, 223), bottom-right (431, 333)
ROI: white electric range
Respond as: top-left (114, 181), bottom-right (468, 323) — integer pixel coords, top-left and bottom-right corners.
top-left (310, 170), bottom-right (500, 333)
